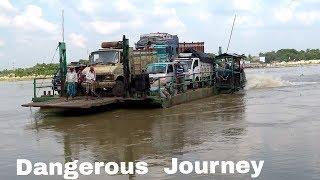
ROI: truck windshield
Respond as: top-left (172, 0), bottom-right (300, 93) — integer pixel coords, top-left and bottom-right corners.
top-left (176, 60), bottom-right (192, 70)
top-left (92, 51), bottom-right (119, 64)
top-left (147, 64), bottom-right (167, 74)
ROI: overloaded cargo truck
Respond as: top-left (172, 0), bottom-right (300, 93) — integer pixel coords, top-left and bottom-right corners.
top-left (136, 32), bottom-right (179, 62)
top-left (82, 36), bottom-right (157, 97)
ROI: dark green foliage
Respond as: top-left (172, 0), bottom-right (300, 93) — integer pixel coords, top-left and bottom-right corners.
top-left (0, 63), bottom-right (59, 77)
top-left (78, 59), bottom-right (90, 65)
top-left (260, 49), bottom-right (320, 63)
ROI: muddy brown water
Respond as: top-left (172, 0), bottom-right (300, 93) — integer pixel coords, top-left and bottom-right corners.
top-left (0, 65), bottom-right (320, 179)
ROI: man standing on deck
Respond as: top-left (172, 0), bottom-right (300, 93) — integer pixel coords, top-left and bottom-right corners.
top-left (66, 66), bottom-right (77, 101)
top-left (85, 66), bottom-right (97, 99)
top-left (77, 66), bottom-right (85, 95)
top-left (175, 62), bottom-right (185, 93)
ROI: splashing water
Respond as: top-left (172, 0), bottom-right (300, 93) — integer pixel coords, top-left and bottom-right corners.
top-left (246, 74), bottom-right (292, 90)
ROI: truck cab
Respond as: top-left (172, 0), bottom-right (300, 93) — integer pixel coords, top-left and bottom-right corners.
top-left (174, 53), bottom-right (200, 83)
top-left (88, 49), bottom-right (124, 83)
top-left (146, 62), bottom-right (176, 87)
top-left (82, 39), bottom-right (157, 97)
top-left (82, 48), bottom-right (125, 96)
top-left (174, 51), bottom-right (214, 87)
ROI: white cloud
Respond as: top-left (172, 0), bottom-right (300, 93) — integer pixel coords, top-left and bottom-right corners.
top-left (296, 11), bottom-right (320, 25)
top-left (0, 14), bottom-right (11, 27)
top-left (163, 16), bottom-right (186, 32)
top-left (273, 0), bottom-right (300, 23)
top-left (114, 0), bottom-right (136, 12)
top-left (274, 8), bottom-right (293, 23)
top-left (195, 11), bottom-right (213, 22)
top-left (39, 0), bottom-right (62, 7)
top-left (0, 39), bottom-right (4, 47)
top-left (129, 16), bottom-right (143, 28)
top-left (155, 0), bottom-right (201, 5)
top-left (0, 0), bottom-right (16, 12)
top-left (273, 1), bottom-right (320, 25)
top-left (13, 5), bottom-right (58, 34)
top-left (232, 0), bottom-right (261, 12)
top-left (69, 33), bottom-right (87, 48)
top-left (153, 6), bottom-right (176, 17)
top-left (78, 0), bottom-right (101, 14)
top-left (90, 21), bottom-right (121, 35)
top-left (236, 15), bottom-right (264, 28)
top-left (152, 6), bottom-right (186, 32)
top-left (151, 6), bottom-right (186, 32)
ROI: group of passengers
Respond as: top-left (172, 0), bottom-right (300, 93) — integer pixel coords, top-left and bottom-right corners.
top-left (216, 58), bottom-right (244, 82)
top-left (216, 61), bottom-right (233, 81)
top-left (65, 66), bottom-right (97, 101)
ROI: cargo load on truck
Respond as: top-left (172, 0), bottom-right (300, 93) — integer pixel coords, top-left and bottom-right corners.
top-left (178, 42), bottom-right (205, 53)
top-left (135, 32), bottom-right (179, 61)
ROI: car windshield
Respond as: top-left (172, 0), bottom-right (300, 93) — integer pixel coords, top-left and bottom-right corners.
top-left (147, 64), bottom-right (167, 74)
top-left (91, 51), bottom-right (119, 64)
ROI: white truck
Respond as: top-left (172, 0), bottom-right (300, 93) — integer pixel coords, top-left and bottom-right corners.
top-left (146, 62), bottom-right (177, 88)
top-left (146, 62), bottom-right (188, 96)
top-left (174, 52), bottom-right (214, 87)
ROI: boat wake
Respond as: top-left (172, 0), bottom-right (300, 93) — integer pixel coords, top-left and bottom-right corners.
top-left (245, 74), bottom-right (292, 90)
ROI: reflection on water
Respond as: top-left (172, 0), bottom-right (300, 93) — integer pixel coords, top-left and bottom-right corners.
top-left (1, 66), bottom-right (320, 180)
top-left (30, 93), bottom-right (246, 164)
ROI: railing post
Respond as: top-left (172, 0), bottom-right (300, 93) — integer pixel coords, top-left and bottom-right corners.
top-left (193, 73), bottom-right (195, 89)
top-left (184, 74), bottom-right (187, 92)
top-left (170, 76), bottom-right (173, 96)
top-left (33, 78), bottom-right (36, 99)
top-left (158, 78), bottom-right (161, 98)
top-left (209, 72), bottom-right (212, 86)
top-left (201, 73), bottom-right (204, 87)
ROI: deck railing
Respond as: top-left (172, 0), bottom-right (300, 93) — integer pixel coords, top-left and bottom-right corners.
top-left (33, 77), bottom-right (58, 102)
top-left (149, 71), bottom-right (216, 98)
top-left (149, 69), bottom-right (245, 98)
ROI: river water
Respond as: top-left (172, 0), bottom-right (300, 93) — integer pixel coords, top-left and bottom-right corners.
top-left (0, 66), bottom-right (320, 180)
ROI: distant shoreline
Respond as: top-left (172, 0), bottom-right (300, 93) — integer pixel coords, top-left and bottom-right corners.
top-left (245, 59), bottom-right (320, 68)
top-left (1, 61), bottom-right (319, 82)
top-left (0, 75), bottom-right (52, 82)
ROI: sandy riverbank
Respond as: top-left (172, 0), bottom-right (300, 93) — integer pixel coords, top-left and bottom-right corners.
top-left (246, 59), bottom-right (320, 68)
top-left (0, 75), bottom-right (52, 81)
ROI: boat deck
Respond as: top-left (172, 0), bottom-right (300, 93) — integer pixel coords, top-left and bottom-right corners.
top-left (22, 87), bottom-right (217, 110)
top-left (22, 97), bottom-right (121, 109)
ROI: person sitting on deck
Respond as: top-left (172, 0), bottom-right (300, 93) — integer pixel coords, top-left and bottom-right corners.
top-left (66, 66), bottom-right (77, 101)
top-left (85, 66), bottom-right (97, 99)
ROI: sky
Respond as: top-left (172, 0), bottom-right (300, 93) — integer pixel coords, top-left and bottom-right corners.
top-left (0, 0), bottom-right (320, 69)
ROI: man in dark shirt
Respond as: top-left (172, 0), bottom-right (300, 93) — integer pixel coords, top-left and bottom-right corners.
top-left (175, 62), bottom-right (185, 93)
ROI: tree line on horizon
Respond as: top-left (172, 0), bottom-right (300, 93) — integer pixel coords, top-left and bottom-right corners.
top-left (0, 59), bottom-right (90, 77)
top-left (258, 49), bottom-right (320, 63)
top-left (1, 49), bottom-right (319, 77)
top-left (0, 63), bottom-right (59, 77)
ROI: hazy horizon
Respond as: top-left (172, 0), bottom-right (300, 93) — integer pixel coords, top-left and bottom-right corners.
top-left (1, 0), bottom-right (320, 69)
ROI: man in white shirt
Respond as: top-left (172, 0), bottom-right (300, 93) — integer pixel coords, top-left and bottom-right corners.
top-left (85, 66), bottom-right (97, 99)
top-left (66, 66), bottom-right (77, 100)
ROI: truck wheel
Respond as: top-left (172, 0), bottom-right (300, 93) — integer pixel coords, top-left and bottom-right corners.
top-left (112, 81), bottom-right (125, 97)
